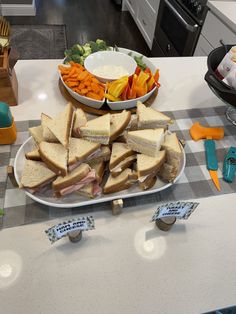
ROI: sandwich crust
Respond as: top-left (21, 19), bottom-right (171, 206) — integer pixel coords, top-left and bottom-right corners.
top-left (137, 151), bottom-right (166, 177)
top-left (68, 138), bottom-right (100, 165)
top-left (110, 155), bottom-right (136, 177)
top-left (47, 102), bottom-right (74, 148)
top-left (109, 142), bottom-right (135, 170)
top-left (103, 169), bottom-right (137, 194)
top-left (25, 149), bottom-right (41, 161)
top-left (109, 110), bottom-right (131, 143)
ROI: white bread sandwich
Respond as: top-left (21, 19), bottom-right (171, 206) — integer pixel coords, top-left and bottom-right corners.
top-left (109, 142), bottom-right (136, 177)
top-left (127, 128), bottom-right (165, 157)
top-left (137, 101), bottom-right (172, 129)
top-left (80, 113), bottom-right (110, 145)
top-left (47, 102), bottom-right (74, 148)
top-left (68, 137), bottom-right (101, 171)
top-left (126, 114), bottom-right (138, 131)
top-left (95, 145), bottom-right (111, 162)
top-left (77, 160), bottom-right (105, 198)
top-left (159, 163), bottom-right (178, 182)
top-left (29, 125), bottom-right (44, 145)
top-left (162, 132), bottom-right (182, 171)
top-left (20, 160), bottom-right (56, 193)
top-left (39, 142), bottom-right (68, 176)
top-left (72, 108), bottom-right (87, 137)
top-left (87, 160), bottom-right (105, 184)
top-left (52, 163), bottom-right (98, 197)
top-left (25, 148), bottom-right (41, 161)
top-left (109, 110), bottom-right (131, 143)
top-left (137, 151), bottom-right (166, 190)
top-left (41, 113), bottom-right (59, 143)
top-left (103, 168), bottom-right (137, 194)
top-left (76, 182), bottom-right (102, 198)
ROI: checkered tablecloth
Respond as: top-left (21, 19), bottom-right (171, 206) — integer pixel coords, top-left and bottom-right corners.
top-left (0, 106), bottom-right (236, 229)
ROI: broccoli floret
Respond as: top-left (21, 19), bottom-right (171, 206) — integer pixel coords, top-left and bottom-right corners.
top-left (70, 44), bottom-right (84, 56)
top-left (96, 39), bottom-right (108, 50)
top-left (71, 54), bottom-right (82, 64)
top-left (82, 43), bottom-right (92, 55)
top-left (64, 49), bottom-right (72, 57)
top-left (64, 56), bottom-right (72, 64)
top-left (80, 55), bottom-right (86, 65)
top-left (89, 41), bottom-right (99, 53)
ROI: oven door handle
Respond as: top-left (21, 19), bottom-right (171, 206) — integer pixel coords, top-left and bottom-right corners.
top-left (164, 0), bottom-right (199, 32)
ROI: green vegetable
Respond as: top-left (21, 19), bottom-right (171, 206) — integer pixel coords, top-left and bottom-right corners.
top-left (134, 55), bottom-right (147, 70)
top-left (128, 51), bottom-right (147, 71)
top-left (63, 39), bottom-right (111, 65)
top-left (71, 44), bottom-right (84, 56)
top-left (96, 39), bottom-right (108, 50)
top-left (89, 41), bottom-right (100, 53)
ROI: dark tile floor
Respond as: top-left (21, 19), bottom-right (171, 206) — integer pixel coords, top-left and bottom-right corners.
top-left (6, 0), bottom-right (152, 56)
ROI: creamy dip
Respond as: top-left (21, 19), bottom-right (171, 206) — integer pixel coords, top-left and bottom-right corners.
top-left (92, 65), bottom-right (129, 79)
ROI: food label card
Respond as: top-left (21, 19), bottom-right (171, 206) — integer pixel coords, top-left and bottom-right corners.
top-left (151, 202), bottom-right (199, 222)
top-left (45, 216), bottom-right (95, 244)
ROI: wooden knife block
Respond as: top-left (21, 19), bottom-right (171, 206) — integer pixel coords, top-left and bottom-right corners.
top-left (0, 48), bottom-right (18, 106)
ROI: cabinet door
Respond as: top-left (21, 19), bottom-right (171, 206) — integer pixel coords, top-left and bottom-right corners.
top-left (194, 34), bottom-right (214, 56)
top-left (146, 0), bottom-right (160, 13)
top-left (136, 0), bottom-right (158, 48)
top-left (125, 0), bottom-right (138, 19)
top-left (201, 11), bottom-right (236, 48)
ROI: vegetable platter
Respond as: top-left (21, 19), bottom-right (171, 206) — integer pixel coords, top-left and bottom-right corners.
top-left (58, 40), bottom-right (160, 110)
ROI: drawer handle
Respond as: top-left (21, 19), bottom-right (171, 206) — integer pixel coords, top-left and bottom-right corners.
top-left (142, 19), bottom-right (147, 26)
top-left (128, 0), bottom-right (132, 5)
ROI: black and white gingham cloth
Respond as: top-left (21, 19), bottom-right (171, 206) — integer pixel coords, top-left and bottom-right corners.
top-left (0, 106), bottom-right (236, 229)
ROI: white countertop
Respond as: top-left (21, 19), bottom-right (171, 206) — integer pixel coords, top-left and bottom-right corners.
top-left (208, 1), bottom-right (236, 33)
top-left (1, 57), bottom-right (236, 314)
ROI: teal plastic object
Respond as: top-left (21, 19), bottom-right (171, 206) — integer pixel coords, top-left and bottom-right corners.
top-left (223, 147), bottom-right (236, 183)
top-left (204, 139), bottom-right (218, 171)
top-left (0, 102), bottom-right (13, 128)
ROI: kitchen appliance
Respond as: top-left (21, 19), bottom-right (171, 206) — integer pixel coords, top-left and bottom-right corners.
top-left (151, 0), bottom-right (208, 56)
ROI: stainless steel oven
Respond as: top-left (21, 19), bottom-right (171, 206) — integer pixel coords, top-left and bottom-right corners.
top-left (151, 0), bottom-right (208, 57)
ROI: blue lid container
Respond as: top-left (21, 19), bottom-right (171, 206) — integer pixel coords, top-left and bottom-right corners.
top-left (0, 102), bottom-right (13, 128)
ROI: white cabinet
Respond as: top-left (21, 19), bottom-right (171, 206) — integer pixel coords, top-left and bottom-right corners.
top-left (125, 0), bottom-right (138, 20)
top-left (123, 0), bottom-right (160, 49)
top-left (194, 10), bottom-right (236, 56)
top-left (194, 34), bottom-right (214, 56)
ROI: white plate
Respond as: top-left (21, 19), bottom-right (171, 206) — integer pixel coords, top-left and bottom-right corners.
top-left (60, 47), bottom-right (158, 111)
top-left (14, 137), bottom-right (186, 208)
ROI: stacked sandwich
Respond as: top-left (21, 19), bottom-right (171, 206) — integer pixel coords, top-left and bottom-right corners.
top-left (20, 101), bottom-right (183, 198)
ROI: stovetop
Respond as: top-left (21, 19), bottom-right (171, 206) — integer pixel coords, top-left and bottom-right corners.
top-left (176, 0), bottom-right (209, 25)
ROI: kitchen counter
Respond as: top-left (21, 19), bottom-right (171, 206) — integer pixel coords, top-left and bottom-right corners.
top-left (1, 57), bottom-right (236, 314)
top-left (207, 1), bottom-right (236, 33)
